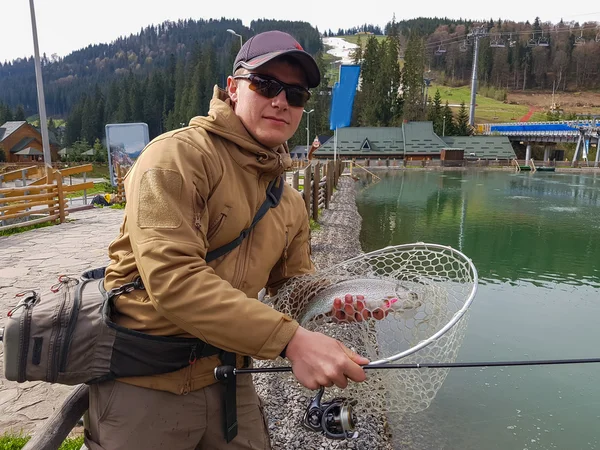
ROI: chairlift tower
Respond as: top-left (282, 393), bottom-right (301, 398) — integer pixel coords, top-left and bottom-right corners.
top-left (467, 27), bottom-right (489, 127)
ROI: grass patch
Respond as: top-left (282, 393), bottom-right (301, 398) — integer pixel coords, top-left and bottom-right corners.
top-left (65, 181), bottom-right (115, 199)
top-left (309, 218), bottom-right (321, 231)
top-left (432, 84), bottom-right (530, 123)
top-left (87, 165), bottom-right (110, 179)
top-left (0, 221), bottom-right (55, 237)
top-left (109, 202), bottom-right (126, 209)
top-left (340, 35), bottom-right (386, 47)
top-left (0, 434), bottom-right (83, 450)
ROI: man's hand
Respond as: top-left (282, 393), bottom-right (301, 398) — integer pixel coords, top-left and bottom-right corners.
top-left (331, 294), bottom-right (396, 322)
top-left (285, 327), bottom-right (369, 390)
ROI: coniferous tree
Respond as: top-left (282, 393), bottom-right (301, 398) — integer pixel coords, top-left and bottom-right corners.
top-left (65, 102), bottom-right (83, 145)
top-left (382, 27), bottom-right (403, 125)
top-left (351, 35), bottom-right (363, 64)
top-left (442, 100), bottom-right (456, 136)
top-left (0, 101), bottom-right (12, 124)
top-left (456, 101), bottom-right (471, 135)
top-left (170, 59), bottom-right (187, 129)
top-left (358, 35), bottom-right (381, 126)
top-left (14, 105), bottom-right (26, 121)
top-left (201, 44), bottom-right (218, 115)
top-left (81, 94), bottom-right (97, 144)
top-left (427, 89), bottom-right (443, 135)
top-left (402, 32), bottom-right (426, 121)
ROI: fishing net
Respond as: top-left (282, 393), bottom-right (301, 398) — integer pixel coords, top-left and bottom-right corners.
top-left (262, 243), bottom-right (478, 415)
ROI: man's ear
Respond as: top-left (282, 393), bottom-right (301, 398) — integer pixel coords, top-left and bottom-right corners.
top-left (227, 76), bottom-right (238, 103)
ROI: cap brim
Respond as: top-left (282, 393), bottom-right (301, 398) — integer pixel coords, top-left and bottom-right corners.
top-left (238, 49), bottom-right (321, 88)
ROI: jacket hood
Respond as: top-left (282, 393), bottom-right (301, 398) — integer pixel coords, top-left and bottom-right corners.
top-left (189, 86), bottom-right (292, 176)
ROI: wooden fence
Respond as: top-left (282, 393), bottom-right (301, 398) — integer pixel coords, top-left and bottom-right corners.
top-left (287, 159), bottom-right (344, 222)
top-left (0, 164), bottom-right (95, 232)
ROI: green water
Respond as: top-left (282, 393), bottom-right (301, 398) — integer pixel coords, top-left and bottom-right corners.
top-left (355, 170), bottom-right (600, 450)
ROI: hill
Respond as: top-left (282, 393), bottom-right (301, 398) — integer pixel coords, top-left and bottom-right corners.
top-left (0, 18), bottom-right (322, 118)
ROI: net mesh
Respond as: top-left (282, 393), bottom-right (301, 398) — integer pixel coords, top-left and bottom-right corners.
top-left (262, 243), bottom-right (477, 415)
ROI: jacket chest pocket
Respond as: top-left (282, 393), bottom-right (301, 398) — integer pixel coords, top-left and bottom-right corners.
top-left (207, 205), bottom-right (231, 241)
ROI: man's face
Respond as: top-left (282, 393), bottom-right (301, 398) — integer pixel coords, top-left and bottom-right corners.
top-left (227, 59), bottom-right (307, 148)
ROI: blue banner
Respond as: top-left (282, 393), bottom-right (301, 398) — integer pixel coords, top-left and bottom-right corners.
top-left (329, 65), bottom-right (361, 130)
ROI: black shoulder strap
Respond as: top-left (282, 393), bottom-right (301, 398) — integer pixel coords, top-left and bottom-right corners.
top-left (205, 175), bottom-right (285, 263)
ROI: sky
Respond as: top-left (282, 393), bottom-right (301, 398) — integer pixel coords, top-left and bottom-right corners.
top-left (2, 0), bottom-right (599, 63)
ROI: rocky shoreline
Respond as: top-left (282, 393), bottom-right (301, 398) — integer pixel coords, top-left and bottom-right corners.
top-left (254, 176), bottom-right (393, 450)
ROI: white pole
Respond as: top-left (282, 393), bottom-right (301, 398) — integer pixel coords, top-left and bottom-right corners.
top-left (306, 112), bottom-right (310, 153)
top-left (334, 128), bottom-right (338, 162)
top-left (29, 0), bottom-right (52, 171)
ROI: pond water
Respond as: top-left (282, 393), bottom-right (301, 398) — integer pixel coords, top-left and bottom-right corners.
top-left (355, 170), bottom-right (600, 450)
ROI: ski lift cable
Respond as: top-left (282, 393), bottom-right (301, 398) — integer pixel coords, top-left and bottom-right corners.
top-left (422, 23), bottom-right (599, 50)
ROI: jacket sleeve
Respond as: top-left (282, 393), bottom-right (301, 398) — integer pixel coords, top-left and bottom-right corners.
top-left (125, 135), bottom-right (298, 359)
top-left (266, 195), bottom-right (315, 297)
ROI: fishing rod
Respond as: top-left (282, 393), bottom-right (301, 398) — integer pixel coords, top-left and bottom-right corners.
top-left (214, 357), bottom-right (600, 440)
top-left (218, 357), bottom-right (600, 376)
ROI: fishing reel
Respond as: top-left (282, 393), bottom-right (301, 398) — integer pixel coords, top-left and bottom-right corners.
top-left (302, 386), bottom-right (358, 440)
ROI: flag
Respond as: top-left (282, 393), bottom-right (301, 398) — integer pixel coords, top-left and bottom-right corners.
top-left (329, 65), bottom-right (361, 130)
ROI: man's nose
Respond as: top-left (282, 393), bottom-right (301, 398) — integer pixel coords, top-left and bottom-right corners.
top-left (271, 90), bottom-right (289, 109)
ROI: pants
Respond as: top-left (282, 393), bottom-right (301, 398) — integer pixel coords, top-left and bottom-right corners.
top-left (84, 374), bottom-right (271, 450)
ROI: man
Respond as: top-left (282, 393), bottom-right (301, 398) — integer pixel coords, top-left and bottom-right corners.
top-left (85, 30), bottom-right (370, 450)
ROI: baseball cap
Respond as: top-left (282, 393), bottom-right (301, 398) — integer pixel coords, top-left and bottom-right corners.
top-left (233, 30), bottom-right (321, 88)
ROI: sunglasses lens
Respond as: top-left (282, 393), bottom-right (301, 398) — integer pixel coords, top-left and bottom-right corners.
top-left (286, 88), bottom-right (311, 107)
top-left (248, 75), bottom-right (310, 107)
top-left (250, 77), bottom-right (281, 98)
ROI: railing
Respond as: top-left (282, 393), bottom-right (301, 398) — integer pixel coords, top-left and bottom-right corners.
top-left (0, 164), bottom-right (95, 232)
top-left (287, 159), bottom-right (344, 222)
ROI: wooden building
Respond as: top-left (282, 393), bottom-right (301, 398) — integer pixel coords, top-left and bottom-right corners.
top-left (0, 121), bottom-right (60, 163)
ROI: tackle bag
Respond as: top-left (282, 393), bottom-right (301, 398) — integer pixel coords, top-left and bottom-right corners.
top-left (1, 269), bottom-right (221, 385)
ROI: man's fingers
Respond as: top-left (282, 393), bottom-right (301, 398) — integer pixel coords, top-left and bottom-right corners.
top-left (343, 303), bottom-right (355, 317)
top-left (333, 297), bottom-right (342, 310)
top-left (372, 308), bottom-right (385, 320)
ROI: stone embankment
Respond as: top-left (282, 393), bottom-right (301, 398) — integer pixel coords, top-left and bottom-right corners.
top-left (255, 176), bottom-right (393, 450)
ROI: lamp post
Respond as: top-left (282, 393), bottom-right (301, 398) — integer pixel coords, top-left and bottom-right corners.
top-left (28, 0), bottom-right (52, 172)
top-left (443, 115), bottom-right (446, 137)
top-left (303, 109), bottom-right (314, 159)
top-left (227, 29), bottom-right (243, 48)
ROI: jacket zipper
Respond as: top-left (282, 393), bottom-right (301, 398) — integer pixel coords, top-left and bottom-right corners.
top-left (17, 293), bottom-right (37, 383)
top-left (232, 230), bottom-right (252, 289)
top-left (207, 212), bottom-right (227, 241)
top-left (232, 178), bottom-right (265, 288)
top-left (58, 279), bottom-right (84, 374)
top-left (282, 229), bottom-right (289, 277)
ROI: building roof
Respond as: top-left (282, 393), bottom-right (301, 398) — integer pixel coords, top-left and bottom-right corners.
top-left (10, 136), bottom-right (36, 153)
top-left (317, 134), bottom-right (332, 146)
top-left (441, 136), bottom-right (516, 159)
top-left (0, 121), bottom-right (27, 142)
top-left (291, 145), bottom-right (308, 155)
top-left (402, 122), bottom-right (447, 154)
top-left (310, 123), bottom-right (517, 159)
top-left (14, 147), bottom-right (43, 156)
top-left (317, 127), bottom-right (404, 156)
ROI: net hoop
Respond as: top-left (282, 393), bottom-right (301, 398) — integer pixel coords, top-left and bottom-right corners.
top-left (354, 242), bottom-right (478, 365)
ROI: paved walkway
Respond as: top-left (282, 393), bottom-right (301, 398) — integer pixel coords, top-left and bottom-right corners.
top-left (0, 207), bottom-right (124, 435)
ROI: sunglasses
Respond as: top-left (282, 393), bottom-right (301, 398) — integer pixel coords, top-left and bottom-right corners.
top-left (233, 73), bottom-right (311, 108)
